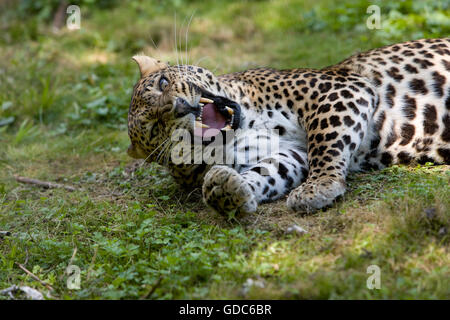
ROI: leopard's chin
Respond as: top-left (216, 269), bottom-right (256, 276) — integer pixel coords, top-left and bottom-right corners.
top-left (127, 143), bottom-right (147, 159)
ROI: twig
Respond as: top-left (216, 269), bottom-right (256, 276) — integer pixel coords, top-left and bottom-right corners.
top-left (149, 192), bottom-right (168, 215)
top-left (22, 247), bottom-right (29, 266)
top-left (140, 277), bottom-right (163, 300)
top-left (68, 247), bottom-right (77, 266)
top-left (87, 246), bottom-right (98, 281)
top-left (15, 262), bottom-right (54, 292)
top-left (185, 188), bottom-right (200, 202)
top-left (15, 175), bottom-right (76, 192)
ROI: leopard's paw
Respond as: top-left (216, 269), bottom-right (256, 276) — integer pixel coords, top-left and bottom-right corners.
top-left (202, 165), bottom-right (257, 217)
top-left (287, 178), bottom-right (346, 214)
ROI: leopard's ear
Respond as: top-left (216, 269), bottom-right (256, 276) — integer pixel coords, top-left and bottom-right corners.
top-left (132, 55), bottom-right (168, 78)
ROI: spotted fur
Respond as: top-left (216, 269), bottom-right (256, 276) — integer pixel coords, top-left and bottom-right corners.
top-left (128, 38), bottom-right (450, 216)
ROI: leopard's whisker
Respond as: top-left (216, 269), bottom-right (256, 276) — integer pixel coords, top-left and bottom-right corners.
top-left (163, 141), bottom-right (175, 166)
top-left (156, 140), bottom-right (171, 164)
top-left (173, 12), bottom-right (181, 78)
top-left (194, 56), bottom-right (210, 67)
top-left (211, 62), bottom-right (222, 74)
top-left (140, 138), bottom-right (169, 168)
top-left (185, 10), bottom-right (195, 68)
top-left (156, 138), bottom-right (173, 165)
top-left (155, 138), bottom-right (171, 159)
top-left (162, 142), bottom-right (173, 166)
top-left (179, 13), bottom-right (188, 69)
top-left (149, 34), bottom-right (159, 52)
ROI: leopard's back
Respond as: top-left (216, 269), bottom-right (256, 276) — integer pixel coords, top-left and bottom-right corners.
top-left (334, 38), bottom-right (450, 168)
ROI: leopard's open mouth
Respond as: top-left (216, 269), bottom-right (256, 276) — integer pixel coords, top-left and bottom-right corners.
top-left (193, 90), bottom-right (241, 138)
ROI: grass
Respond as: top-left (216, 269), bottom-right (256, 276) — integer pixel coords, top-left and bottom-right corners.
top-left (0, 0), bottom-right (449, 299)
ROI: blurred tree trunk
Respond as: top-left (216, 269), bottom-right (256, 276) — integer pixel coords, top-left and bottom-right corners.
top-left (52, 0), bottom-right (68, 32)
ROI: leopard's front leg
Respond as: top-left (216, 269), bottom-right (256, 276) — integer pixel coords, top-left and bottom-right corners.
top-left (202, 148), bottom-right (308, 216)
top-left (202, 165), bottom-right (257, 215)
top-left (287, 87), bottom-right (375, 213)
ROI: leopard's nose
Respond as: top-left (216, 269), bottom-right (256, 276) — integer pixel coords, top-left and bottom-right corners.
top-left (174, 97), bottom-right (199, 118)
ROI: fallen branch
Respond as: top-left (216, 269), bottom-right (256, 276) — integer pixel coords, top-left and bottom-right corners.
top-left (14, 176), bottom-right (77, 192)
top-left (15, 262), bottom-right (54, 292)
top-left (140, 277), bottom-right (163, 300)
top-left (52, 0), bottom-right (69, 32)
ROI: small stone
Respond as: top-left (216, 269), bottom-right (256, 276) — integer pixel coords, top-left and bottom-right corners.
top-left (286, 224), bottom-right (308, 236)
top-left (438, 227), bottom-right (447, 237)
top-left (0, 231), bottom-right (11, 238)
top-left (424, 208), bottom-right (436, 219)
top-left (0, 285), bottom-right (44, 300)
top-left (360, 248), bottom-right (373, 259)
top-left (240, 277), bottom-right (265, 296)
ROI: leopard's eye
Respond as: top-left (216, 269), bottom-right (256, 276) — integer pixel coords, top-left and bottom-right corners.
top-left (159, 76), bottom-right (169, 91)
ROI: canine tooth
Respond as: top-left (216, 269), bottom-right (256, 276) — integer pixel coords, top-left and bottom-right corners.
top-left (196, 116), bottom-right (201, 121)
top-left (199, 97), bottom-right (214, 104)
top-left (225, 106), bottom-right (234, 115)
top-left (222, 124), bottom-right (232, 131)
top-left (195, 121), bottom-right (209, 128)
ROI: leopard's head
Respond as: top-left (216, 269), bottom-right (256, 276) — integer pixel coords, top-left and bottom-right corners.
top-left (127, 55), bottom-right (241, 162)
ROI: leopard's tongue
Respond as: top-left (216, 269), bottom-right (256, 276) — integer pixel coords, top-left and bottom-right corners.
top-left (194, 103), bottom-right (226, 138)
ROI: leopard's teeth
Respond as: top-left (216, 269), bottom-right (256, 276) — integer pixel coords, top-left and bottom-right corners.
top-left (222, 124), bottom-right (232, 131)
top-left (225, 106), bottom-right (234, 115)
top-left (196, 116), bottom-right (202, 121)
top-left (195, 121), bottom-right (209, 128)
top-left (199, 97), bottom-right (214, 104)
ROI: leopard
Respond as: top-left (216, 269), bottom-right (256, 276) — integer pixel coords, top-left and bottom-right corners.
top-left (127, 38), bottom-right (450, 217)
